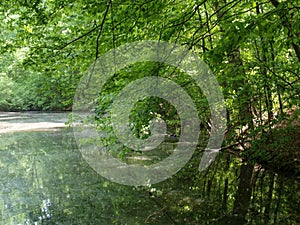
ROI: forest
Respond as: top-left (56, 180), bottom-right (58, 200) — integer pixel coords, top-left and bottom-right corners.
top-left (0, 0), bottom-right (299, 224)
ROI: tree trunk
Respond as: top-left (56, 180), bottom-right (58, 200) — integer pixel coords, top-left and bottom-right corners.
top-left (232, 163), bottom-right (254, 224)
top-left (270, 0), bottom-right (300, 62)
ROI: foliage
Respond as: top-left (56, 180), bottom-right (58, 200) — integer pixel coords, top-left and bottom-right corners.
top-left (249, 125), bottom-right (300, 175)
top-left (1, 1), bottom-right (300, 224)
top-left (0, 0), bottom-right (300, 195)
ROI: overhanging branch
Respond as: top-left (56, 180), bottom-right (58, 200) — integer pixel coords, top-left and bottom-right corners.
top-left (96, 0), bottom-right (112, 59)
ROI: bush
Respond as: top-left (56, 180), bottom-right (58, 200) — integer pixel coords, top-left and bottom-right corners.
top-left (249, 125), bottom-right (300, 176)
top-left (0, 75), bottom-right (15, 111)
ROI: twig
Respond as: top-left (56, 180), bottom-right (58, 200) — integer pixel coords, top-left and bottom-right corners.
top-left (95, 0), bottom-right (112, 59)
top-left (58, 25), bottom-right (100, 50)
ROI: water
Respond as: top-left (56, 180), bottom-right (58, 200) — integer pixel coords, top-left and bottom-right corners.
top-left (0, 112), bottom-right (299, 224)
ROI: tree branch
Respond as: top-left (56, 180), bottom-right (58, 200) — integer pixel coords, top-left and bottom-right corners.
top-left (57, 0), bottom-right (111, 52)
top-left (269, 0), bottom-right (279, 8)
top-left (58, 25), bottom-right (100, 50)
top-left (269, 0), bottom-right (300, 62)
top-left (95, 0), bottom-right (112, 59)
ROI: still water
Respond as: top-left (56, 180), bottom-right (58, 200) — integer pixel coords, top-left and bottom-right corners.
top-left (0, 112), bottom-right (299, 224)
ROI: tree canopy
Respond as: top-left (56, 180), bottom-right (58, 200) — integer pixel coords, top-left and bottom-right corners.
top-left (1, 0), bottom-right (300, 171)
top-left (1, 1), bottom-right (300, 224)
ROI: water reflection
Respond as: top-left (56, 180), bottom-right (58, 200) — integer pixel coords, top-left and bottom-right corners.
top-left (0, 112), bottom-right (68, 133)
top-left (0, 113), bottom-right (299, 224)
top-left (25, 199), bottom-right (52, 225)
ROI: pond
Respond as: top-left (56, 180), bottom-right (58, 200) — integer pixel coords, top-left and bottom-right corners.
top-left (0, 112), bottom-right (299, 224)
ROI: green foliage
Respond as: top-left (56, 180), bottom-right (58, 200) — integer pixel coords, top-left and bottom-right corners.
top-left (249, 125), bottom-right (300, 175)
top-left (0, 75), bottom-right (14, 110)
top-left (1, 1), bottom-right (300, 224)
top-left (0, 0), bottom-right (300, 173)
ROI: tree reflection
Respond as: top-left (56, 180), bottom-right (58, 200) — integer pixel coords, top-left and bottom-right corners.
top-left (0, 126), bottom-right (299, 224)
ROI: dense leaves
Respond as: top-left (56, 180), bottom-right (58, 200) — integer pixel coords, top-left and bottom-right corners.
top-left (1, 0), bottom-right (300, 176)
top-left (1, 1), bottom-right (300, 223)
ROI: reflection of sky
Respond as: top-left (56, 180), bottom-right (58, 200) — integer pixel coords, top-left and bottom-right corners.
top-left (0, 112), bottom-right (68, 133)
top-left (0, 113), bottom-right (299, 225)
